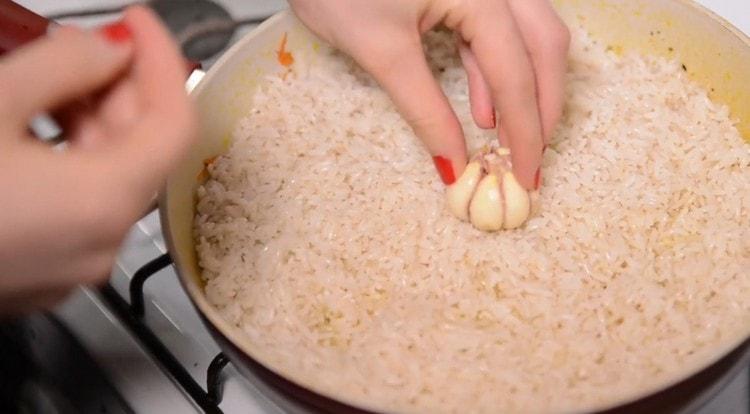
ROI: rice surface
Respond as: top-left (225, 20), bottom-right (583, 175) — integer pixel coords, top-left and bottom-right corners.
top-left (194, 27), bottom-right (750, 413)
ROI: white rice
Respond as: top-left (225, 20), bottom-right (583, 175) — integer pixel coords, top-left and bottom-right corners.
top-left (194, 27), bottom-right (750, 413)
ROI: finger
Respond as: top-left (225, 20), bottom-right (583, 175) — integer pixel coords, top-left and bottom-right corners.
top-left (95, 77), bottom-right (140, 140)
top-left (128, 6), bottom-right (192, 129)
top-left (51, 99), bottom-right (92, 134)
top-left (112, 6), bottom-right (196, 190)
top-left (458, 39), bottom-right (495, 130)
top-left (508, 0), bottom-right (570, 143)
top-left (60, 77), bottom-right (140, 150)
top-left (498, 123), bottom-right (509, 147)
top-left (49, 95), bottom-right (105, 146)
top-left (463, 2), bottom-right (544, 190)
top-left (31, 287), bottom-right (74, 310)
top-left (0, 287), bottom-right (72, 315)
top-left (57, 108), bottom-right (105, 149)
top-left (0, 25), bottom-right (132, 129)
top-left (355, 38), bottom-right (467, 185)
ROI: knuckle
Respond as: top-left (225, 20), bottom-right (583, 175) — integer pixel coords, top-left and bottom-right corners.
top-left (486, 58), bottom-right (537, 104)
top-left (408, 113), bottom-right (463, 153)
top-left (404, 98), bottom-right (458, 132)
top-left (408, 113), bottom-right (444, 134)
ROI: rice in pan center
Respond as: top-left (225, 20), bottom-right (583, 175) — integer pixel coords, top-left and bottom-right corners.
top-left (194, 27), bottom-right (750, 413)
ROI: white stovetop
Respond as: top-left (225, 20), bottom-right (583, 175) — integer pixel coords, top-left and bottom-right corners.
top-left (13, 0), bottom-right (748, 413)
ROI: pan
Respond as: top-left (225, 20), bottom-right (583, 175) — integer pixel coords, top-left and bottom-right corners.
top-left (162, 1), bottom-right (750, 412)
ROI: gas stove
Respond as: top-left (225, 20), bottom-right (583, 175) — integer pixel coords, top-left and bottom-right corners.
top-left (3, 1), bottom-right (750, 413)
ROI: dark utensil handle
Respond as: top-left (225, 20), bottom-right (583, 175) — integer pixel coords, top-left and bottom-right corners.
top-left (0, 0), bottom-right (51, 55)
top-left (0, 1), bottom-right (200, 145)
top-left (0, 2), bottom-right (202, 72)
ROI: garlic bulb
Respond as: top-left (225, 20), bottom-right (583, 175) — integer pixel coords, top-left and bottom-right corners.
top-left (445, 145), bottom-right (539, 231)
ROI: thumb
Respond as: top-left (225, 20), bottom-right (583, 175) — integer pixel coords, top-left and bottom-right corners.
top-left (355, 40), bottom-right (467, 185)
top-left (105, 6), bottom-right (196, 195)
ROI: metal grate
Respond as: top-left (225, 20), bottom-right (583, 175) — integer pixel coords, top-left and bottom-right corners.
top-left (100, 254), bottom-right (230, 414)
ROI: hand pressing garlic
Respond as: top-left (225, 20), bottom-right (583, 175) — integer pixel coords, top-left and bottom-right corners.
top-left (446, 145), bottom-right (539, 231)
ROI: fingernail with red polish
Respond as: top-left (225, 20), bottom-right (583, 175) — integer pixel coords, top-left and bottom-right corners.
top-left (99, 21), bottom-right (131, 44)
top-left (534, 167), bottom-right (542, 190)
top-left (433, 156), bottom-right (456, 185)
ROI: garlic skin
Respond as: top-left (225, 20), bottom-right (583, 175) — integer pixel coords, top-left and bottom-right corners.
top-left (445, 145), bottom-right (538, 232)
top-left (445, 162), bottom-right (482, 221)
top-left (469, 174), bottom-right (504, 231)
top-left (501, 172), bottom-right (530, 229)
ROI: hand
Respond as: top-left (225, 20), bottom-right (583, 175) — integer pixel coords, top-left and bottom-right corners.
top-left (0, 6), bottom-right (196, 315)
top-left (289, 0), bottom-right (569, 189)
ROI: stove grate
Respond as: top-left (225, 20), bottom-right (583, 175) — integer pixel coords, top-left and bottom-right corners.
top-left (101, 254), bottom-right (231, 414)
